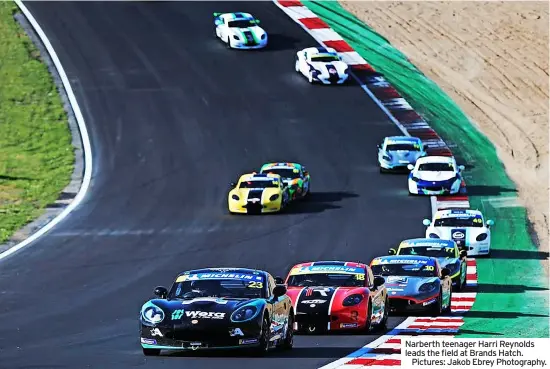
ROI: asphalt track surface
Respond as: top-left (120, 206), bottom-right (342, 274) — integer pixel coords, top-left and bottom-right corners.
top-left (1, 2), bottom-right (430, 368)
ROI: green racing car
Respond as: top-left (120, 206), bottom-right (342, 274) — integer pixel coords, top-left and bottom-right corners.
top-left (259, 162), bottom-right (310, 201)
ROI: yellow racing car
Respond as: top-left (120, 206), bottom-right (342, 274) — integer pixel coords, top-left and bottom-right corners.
top-left (228, 172), bottom-right (290, 214)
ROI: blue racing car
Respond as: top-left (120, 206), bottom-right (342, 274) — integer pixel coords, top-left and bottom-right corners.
top-left (388, 238), bottom-right (468, 291)
top-left (369, 255), bottom-right (452, 315)
top-left (377, 136), bottom-right (426, 172)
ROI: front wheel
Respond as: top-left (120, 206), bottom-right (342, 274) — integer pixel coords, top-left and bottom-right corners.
top-left (378, 296), bottom-right (389, 330)
top-left (225, 37), bottom-right (232, 49)
top-left (281, 314), bottom-right (294, 350)
top-left (430, 291), bottom-right (443, 315)
top-left (252, 316), bottom-right (270, 356)
top-left (308, 72), bottom-right (314, 84)
top-left (143, 348), bottom-right (161, 356)
top-left (363, 299), bottom-right (373, 333)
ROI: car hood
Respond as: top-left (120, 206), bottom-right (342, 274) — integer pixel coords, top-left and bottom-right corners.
top-left (144, 297), bottom-right (264, 325)
top-left (386, 150), bottom-right (422, 164)
top-left (430, 226), bottom-right (487, 243)
top-left (230, 26), bottom-right (266, 38)
top-left (435, 257), bottom-right (460, 270)
top-left (309, 61), bottom-right (348, 75)
top-left (232, 187), bottom-right (280, 204)
top-left (414, 170), bottom-right (457, 182)
top-left (382, 276), bottom-right (439, 297)
top-left (287, 286), bottom-right (364, 315)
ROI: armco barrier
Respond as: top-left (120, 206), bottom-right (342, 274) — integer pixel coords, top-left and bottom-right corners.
top-left (273, 1), bottom-right (478, 367)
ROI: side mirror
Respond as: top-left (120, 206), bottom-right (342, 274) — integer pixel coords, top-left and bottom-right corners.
top-left (274, 276), bottom-right (285, 284)
top-left (388, 248), bottom-right (396, 255)
top-left (230, 182), bottom-right (236, 188)
top-left (422, 219), bottom-right (431, 226)
top-left (273, 284), bottom-right (287, 298)
top-left (458, 165), bottom-right (465, 171)
top-left (486, 219), bottom-right (495, 227)
top-left (154, 286), bottom-right (168, 299)
top-left (441, 268), bottom-right (451, 278)
top-left (407, 164), bottom-right (414, 171)
top-left (460, 250), bottom-right (467, 258)
top-left (373, 276), bottom-right (385, 288)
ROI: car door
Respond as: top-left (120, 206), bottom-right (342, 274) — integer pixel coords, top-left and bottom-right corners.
top-left (366, 267), bottom-right (385, 324)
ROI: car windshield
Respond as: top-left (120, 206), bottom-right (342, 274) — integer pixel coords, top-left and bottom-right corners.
top-left (418, 163), bottom-right (455, 172)
top-left (227, 20), bottom-right (255, 28)
top-left (399, 247), bottom-right (455, 258)
top-left (386, 144), bottom-right (420, 151)
top-left (434, 216), bottom-right (483, 227)
top-left (262, 168), bottom-right (300, 179)
top-left (372, 263), bottom-right (437, 277)
top-left (239, 180), bottom-right (279, 189)
top-left (168, 276), bottom-right (266, 299)
top-left (311, 55), bottom-right (339, 63)
top-left (287, 273), bottom-right (364, 287)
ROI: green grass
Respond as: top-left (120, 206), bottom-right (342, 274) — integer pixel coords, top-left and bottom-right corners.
top-left (0, 2), bottom-right (73, 243)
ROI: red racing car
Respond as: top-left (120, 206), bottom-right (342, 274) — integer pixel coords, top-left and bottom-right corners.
top-left (283, 261), bottom-right (389, 334)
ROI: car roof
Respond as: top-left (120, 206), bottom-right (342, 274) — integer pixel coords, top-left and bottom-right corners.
top-left (261, 162), bottom-right (301, 170)
top-left (223, 12), bottom-right (254, 21)
top-left (416, 155), bottom-right (455, 164)
top-left (372, 255), bottom-right (436, 263)
top-left (435, 209), bottom-right (482, 217)
top-left (239, 172), bottom-right (281, 181)
top-left (291, 260), bottom-right (368, 269)
top-left (177, 267), bottom-right (267, 278)
top-left (304, 46), bottom-right (338, 56)
top-left (399, 238), bottom-right (456, 248)
top-left (384, 136), bottom-right (422, 144)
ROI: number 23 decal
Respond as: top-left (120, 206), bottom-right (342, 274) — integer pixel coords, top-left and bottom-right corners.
top-left (248, 281), bottom-right (263, 289)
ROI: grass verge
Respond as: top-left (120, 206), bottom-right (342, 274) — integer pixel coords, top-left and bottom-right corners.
top-left (301, 0), bottom-right (549, 337)
top-left (0, 2), bottom-right (73, 244)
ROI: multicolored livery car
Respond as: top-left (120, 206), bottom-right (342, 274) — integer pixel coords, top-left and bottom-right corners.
top-left (370, 255), bottom-right (452, 315)
top-left (259, 162), bottom-right (310, 201)
top-left (283, 261), bottom-right (388, 334)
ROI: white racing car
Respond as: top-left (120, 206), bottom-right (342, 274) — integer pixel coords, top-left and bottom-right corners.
top-left (408, 156), bottom-right (465, 195)
top-left (295, 47), bottom-right (350, 84)
top-left (214, 12), bottom-right (267, 49)
top-left (423, 209), bottom-right (495, 256)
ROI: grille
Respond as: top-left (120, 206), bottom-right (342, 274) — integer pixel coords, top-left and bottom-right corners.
top-left (423, 186), bottom-right (444, 192)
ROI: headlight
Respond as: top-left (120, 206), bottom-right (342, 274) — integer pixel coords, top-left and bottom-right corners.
top-left (344, 67), bottom-right (349, 74)
top-left (428, 233), bottom-right (440, 239)
top-left (419, 282), bottom-right (438, 292)
top-left (231, 305), bottom-right (260, 322)
top-left (140, 301), bottom-right (165, 325)
top-left (476, 233), bottom-right (488, 241)
top-left (312, 69), bottom-right (321, 76)
top-left (382, 154), bottom-right (392, 161)
top-left (233, 35), bottom-right (239, 40)
top-left (269, 194), bottom-right (279, 201)
top-left (411, 176), bottom-right (420, 182)
top-left (342, 294), bottom-right (364, 307)
top-left (232, 194), bottom-right (239, 201)
top-left (261, 34), bottom-right (266, 39)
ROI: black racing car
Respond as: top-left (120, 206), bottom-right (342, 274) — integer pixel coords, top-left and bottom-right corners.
top-left (139, 267), bottom-right (294, 356)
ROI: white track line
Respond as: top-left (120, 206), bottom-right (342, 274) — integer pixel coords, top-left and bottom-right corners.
top-left (0, 1), bottom-right (93, 262)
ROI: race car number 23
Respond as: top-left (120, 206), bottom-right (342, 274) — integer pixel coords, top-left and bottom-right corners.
top-left (248, 281), bottom-right (263, 289)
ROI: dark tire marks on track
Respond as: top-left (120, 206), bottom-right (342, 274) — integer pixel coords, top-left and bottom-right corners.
top-left (0, 2), bottom-right (429, 368)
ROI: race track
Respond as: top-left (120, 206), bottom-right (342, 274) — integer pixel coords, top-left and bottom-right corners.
top-left (0, 2), bottom-right (430, 368)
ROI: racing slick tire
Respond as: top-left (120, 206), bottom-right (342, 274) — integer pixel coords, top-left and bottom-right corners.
top-left (377, 296), bottom-right (390, 330)
top-left (363, 299), bottom-right (373, 333)
top-left (143, 348), bottom-right (161, 356)
top-left (281, 313), bottom-right (294, 350)
top-left (430, 290), bottom-right (443, 315)
top-left (443, 290), bottom-right (452, 314)
top-left (225, 36), bottom-right (232, 49)
top-left (251, 315), bottom-right (271, 356)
